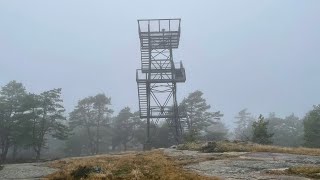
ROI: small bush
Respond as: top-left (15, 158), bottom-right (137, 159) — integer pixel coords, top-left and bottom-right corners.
top-left (71, 165), bottom-right (103, 179)
top-left (201, 142), bottom-right (219, 153)
top-left (177, 142), bottom-right (202, 151)
top-left (0, 165), bottom-right (3, 171)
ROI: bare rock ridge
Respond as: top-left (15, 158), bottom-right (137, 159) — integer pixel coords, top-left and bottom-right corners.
top-left (0, 162), bottom-right (57, 180)
top-left (1, 142), bottom-right (320, 180)
top-left (164, 147), bottom-right (320, 179)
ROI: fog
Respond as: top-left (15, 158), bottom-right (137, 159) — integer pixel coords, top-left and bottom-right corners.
top-left (1, 0), bottom-right (320, 129)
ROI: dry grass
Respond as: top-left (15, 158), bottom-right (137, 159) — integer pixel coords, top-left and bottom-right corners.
top-left (172, 153), bottom-right (237, 167)
top-left (178, 142), bottom-right (203, 151)
top-left (287, 166), bottom-right (320, 178)
top-left (46, 150), bottom-right (220, 180)
top-left (45, 142), bottom-right (320, 179)
top-left (178, 141), bottom-right (320, 156)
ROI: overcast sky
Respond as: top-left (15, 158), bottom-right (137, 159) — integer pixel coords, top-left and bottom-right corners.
top-left (1, 1), bottom-right (319, 129)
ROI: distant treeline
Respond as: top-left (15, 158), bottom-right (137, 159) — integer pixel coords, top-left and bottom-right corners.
top-left (0, 80), bottom-right (319, 162)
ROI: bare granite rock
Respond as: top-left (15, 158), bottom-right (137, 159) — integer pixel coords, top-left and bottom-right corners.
top-left (0, 162), bottom-right (57, 180)
top-left (164, 148), bottom-right (318, 180)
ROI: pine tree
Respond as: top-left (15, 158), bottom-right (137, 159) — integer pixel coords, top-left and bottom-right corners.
top-left (179, 90), bottom-right (223, 141)
top-left (69, 94), bottom-right (113, 154)
top-left (112, 107), bottom-right (134, 151)
top-left (30, 89), bottom-right (68, 160)
top-left (234, 109), bottom-right (254, 141)
top-left (252, 114), bottom-right (273, 144)
top-left (303, 105), bottom-right (320, 148)
top-left (0, 81), bottom-right (27, 161)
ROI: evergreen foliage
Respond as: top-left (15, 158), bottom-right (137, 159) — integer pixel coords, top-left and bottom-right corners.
top-left (252, 115), bottom-right (273, 144)
top-left (303, 105), bottom-right (320, 148)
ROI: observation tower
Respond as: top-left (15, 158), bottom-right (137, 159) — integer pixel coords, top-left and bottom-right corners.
top-left (136, 19), bottom-right (186, 149)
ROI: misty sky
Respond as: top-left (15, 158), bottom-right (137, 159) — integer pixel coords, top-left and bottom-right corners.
top-left (1, 1), bottom-right (319, 129)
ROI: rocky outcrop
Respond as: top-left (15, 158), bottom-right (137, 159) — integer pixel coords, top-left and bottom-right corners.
top-left (164, 148), bottom-right (320, 179)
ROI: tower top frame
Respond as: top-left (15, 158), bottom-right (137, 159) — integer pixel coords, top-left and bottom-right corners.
top-left (138, 18), bottom-right (181, 32)
top-left (138, 19), bottom-right (181, 49)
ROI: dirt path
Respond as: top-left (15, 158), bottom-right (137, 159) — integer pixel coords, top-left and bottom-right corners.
top-left (0, 162), bottom-right (57, 180)
top-left (164, 148), bottom-right (319, 179)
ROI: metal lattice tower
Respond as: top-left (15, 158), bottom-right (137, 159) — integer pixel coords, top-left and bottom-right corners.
top-left (136, 19), bottom-right (186, 148)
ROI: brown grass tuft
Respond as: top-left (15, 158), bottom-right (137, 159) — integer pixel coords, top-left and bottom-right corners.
top-left (287, 166), bottom-right (320, 178)
top-left (46, 150), bottom-right (220, 180)
top-left (178, 141), bottom-right (320, 156)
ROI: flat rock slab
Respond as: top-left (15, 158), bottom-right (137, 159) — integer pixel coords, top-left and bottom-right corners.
top-left (186, 159), bottom-right (309, 179)
top-left (0, 162), bottom-right (57, 180)
top-left (242, 152), bottom-right (320, 164)
top-left (164, 149), bottom-right (319, 180)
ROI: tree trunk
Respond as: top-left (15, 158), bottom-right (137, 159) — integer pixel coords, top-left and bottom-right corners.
top-left (12, 144), bottom-right (18, 160)
top-left (95, 138), bottom-right (99, 154)
top-left (36, 151), bottom-right (41, 160)
top-left (35, 147), bottom-right (41, 160)
top-left (0, 154), bottom-right (5, 162)
top-left (96, 119), bottom-right (100, 154)
top-left (35, 145), bottom-right (42, 160)
top-left (112, 144), bottom-right (116, 151)
top-left (0, 137), bottom-right (10, 162)
top-left (123, 143), bottom-right (127, 151)
top-left (86, 127), bottom-right (95, 155)
top-left (91, 142), bottom-right (95, 155)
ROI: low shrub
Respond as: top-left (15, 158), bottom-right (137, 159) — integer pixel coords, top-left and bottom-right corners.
top-left (71, 165), bottom-right (104, 179)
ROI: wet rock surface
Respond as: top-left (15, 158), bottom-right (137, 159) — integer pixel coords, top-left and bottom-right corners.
top-left (0, 162), bottom-right (57, 180)
top-left (164, 148), bottom-right (320, 179)
top-left (1, 149), bottom-right (319, 180)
